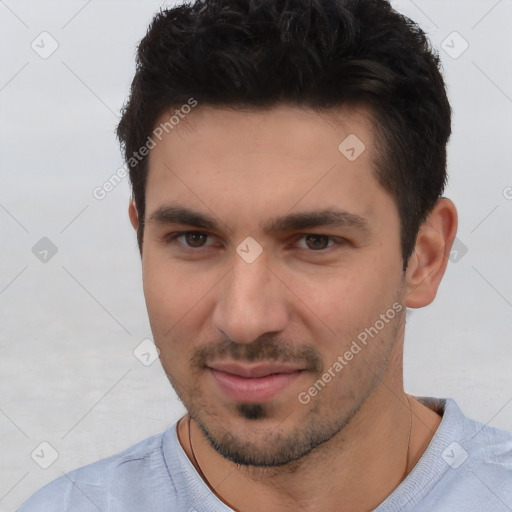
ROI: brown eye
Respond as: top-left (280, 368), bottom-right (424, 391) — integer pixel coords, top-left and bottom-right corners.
top-left (184, 232), bottom-right (208, 247)
top-left (304, 234), bottom-right (330, 250)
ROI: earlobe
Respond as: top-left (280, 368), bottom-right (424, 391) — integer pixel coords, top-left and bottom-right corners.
top-left (128, 198), bottom-right (139, 231)
top-left (404, 198), bottom-right (458, 308)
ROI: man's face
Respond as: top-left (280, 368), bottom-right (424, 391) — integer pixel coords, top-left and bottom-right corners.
top-left (138, 104), bottom-right (408, 467)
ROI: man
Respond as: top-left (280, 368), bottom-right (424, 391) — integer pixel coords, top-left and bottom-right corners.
top-left (18, 0), bottom-right (512, 510)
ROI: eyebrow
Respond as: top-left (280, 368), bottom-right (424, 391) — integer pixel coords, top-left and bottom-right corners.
top-left (147, 205), bottom-right (371, 234)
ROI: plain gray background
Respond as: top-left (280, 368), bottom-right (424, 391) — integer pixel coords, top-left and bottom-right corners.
top-left (1, 0), bottom-right (511, 510)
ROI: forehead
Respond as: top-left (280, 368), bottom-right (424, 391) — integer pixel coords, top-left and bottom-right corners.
top-left (150, 103), bottom-right (377, 165)
top-left (143, 104), bottom-right (394, 231)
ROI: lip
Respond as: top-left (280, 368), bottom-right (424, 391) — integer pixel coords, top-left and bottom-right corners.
top-left (208, 362), bottom-right (303, 378)
top-left (207, 363), bottom-right (304, 403)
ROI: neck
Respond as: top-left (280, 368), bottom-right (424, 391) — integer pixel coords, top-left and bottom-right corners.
top-left (178, 389), bottom-right (442, 512)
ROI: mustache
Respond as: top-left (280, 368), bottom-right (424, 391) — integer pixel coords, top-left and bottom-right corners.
top-left (190, 335), bottom-right (324, 374)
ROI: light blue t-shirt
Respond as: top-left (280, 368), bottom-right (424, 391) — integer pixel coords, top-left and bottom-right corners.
top-left (17, 397), bottom-right (512, 511)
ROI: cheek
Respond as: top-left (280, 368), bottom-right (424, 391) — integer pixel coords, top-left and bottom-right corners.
top-left (288, 266), bottom-right (387, 332)
top-left (141, 252), bottom-right (219, 341)
top-left (284, 258), bottom-right (403, 368)
top-left (141, 259), bottom-right (195, 386)
top-left (141, 253), bottom-right (188, 336)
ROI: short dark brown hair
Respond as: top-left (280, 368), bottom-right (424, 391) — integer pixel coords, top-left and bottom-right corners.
top-left (116, 0), bottom-right (451, 271)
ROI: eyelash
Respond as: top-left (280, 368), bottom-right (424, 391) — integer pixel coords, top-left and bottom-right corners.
top-left (164, 231), bottom-right (348, 252)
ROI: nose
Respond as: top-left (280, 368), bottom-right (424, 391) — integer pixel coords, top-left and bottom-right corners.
top-left (212, 250), bottom-right (290, 344)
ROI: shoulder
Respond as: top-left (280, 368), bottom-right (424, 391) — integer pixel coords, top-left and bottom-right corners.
top-left (377, 397), bottom-right (512, 512)
top-left (460, 404), bottom-right (512, 479)
top-left (17, 427), bottom-right (180, 512)
top-left (449, 398), bottom-right (512, 469)
top-left (422, 397), bottom-right (512, 510)
top-left (421, 396), bottom-right (512, 464)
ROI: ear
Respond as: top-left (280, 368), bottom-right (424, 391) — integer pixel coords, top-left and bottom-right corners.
top-left (404, 198), bottom-right (458, 308)
top-left (128, 198), bottom-right (139, 231)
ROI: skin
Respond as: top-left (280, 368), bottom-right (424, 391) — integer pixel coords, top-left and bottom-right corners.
top-left (128, 104), bottom-right (457, 511)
